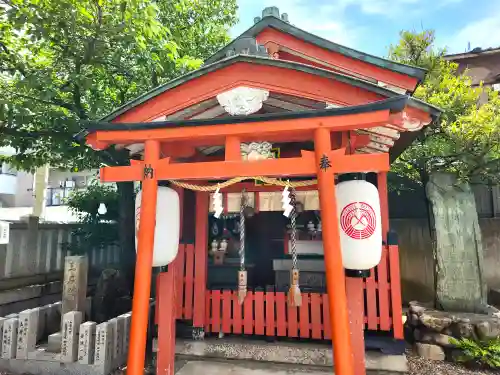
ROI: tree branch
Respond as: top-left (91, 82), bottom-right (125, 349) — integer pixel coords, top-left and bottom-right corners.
top-left (9, 92), bottom-right (76, 112)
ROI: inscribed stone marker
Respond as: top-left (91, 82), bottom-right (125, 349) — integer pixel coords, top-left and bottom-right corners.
top-left (60, 311), bottom-right (82, 363)
top-left (120, 313), bottom-right (131, 360)
top-left (1, 318), bottom-right (18, 359)
top-left (114, 315), bottom-right (125, 367)
top-left (0, 317), bottom-right (5, 354)
top-left (95, 322), bottom-right (112, 375)
top-left (78, 321), bottom-right (96, 365)
top-left (16, 308), bottom-right (39, 359)
top-left (107, 318), bottom-right (118, 365)
top-left (62, 256), bottom-right (88, 321)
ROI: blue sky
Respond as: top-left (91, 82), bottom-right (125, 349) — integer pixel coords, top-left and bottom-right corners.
top-left (231, 0), bottom-right (500, 57)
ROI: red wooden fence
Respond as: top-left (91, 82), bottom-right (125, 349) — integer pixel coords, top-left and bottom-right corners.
top-left (158, 243), bottom-right (403, 339)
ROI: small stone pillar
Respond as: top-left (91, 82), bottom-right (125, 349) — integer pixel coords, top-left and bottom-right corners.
top-left (120, 313), bottom-right (131, 361)
top-left (60, 311), bottom-right (82, 363)
top-left (62, 256), bottom-right (89, 322)
top-left (1, 318), bottom-right (18, 359)
top-left (78, 321), bottom-right (96, 365)
top-left (16, 308), bottom-right (39, 359)
top-left (114, 315), bottom-right (126, 367)
top-left (95, 322), bottom-right (113, 374)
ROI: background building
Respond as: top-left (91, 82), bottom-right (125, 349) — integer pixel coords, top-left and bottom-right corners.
top-left (0, 146), bottom-right (98, 222)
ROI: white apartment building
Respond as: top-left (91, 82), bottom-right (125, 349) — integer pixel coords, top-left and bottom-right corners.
top-left (0, 147), bottom-right (98, 222)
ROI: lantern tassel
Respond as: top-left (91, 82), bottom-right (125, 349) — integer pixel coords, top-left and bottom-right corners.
top-left (288, 269), bottom-right (302, 307)
top-left (238, 270), bottom-right (247, 305)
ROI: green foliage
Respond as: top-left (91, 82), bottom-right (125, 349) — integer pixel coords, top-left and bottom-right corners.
top-left (388, 30), bottom-right (500, 184)
top-left (450, 337), bottom-right (500, 369)
top-left (0, 0), bottom-right (237, 172)
top-left (64, 181), bottom-right (120, 255)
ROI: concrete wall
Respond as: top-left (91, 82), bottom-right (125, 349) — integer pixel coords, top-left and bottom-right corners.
top-left (393, 218), bottom-right (500, 304)
top-left (0, 223), bottom-right (120, 281)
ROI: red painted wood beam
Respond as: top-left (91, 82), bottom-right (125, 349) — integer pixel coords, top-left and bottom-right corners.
top-left (99, 152), bottom-right (389, 183)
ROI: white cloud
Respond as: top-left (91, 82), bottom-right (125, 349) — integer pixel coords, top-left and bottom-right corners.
top-left (444, 13), bottom-right (500, 53)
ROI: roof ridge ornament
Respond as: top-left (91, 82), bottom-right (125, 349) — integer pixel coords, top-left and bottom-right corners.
top-left (261, 6), bottom-right (289, 23)
top-left (217, 86), bottom-right (270, 116)
top-left (225, 37), bottom-right (268, 59)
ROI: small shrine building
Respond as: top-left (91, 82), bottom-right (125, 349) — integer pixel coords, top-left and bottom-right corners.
top-left (81, 7), bottom-right (440, 375)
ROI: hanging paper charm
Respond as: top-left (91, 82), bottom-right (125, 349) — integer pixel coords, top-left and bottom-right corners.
top-left (213, 187), bottom-right (223, 218)
top-left (281, 185), bottom-right (293, 218)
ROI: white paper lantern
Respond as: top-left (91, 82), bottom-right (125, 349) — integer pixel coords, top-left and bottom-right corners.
top-left (135, 186), bottom-right (180, 267)
top-left (336, 180), bottom-right (382, 272)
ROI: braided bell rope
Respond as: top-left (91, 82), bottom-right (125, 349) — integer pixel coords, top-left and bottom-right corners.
top-left (169, 176), bottom-right (317, 191)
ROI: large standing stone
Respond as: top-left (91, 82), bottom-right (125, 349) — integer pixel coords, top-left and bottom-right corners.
top-left (60, 311), bottom-right (82, 363)
top-left (16, 308), bottom-right (39, 359)
top-left (95, 322), bottom-right (113, 375)
top-left (78, 321), bottom-right (96, 365)
top-left (62, 256), bottom-right (88, 321)
top-left (415, 343), bottom-right (445, 361)
top-left (427, 172), bottom-right (487, 312)
top-left (1, 318), bottom-right (18, 359)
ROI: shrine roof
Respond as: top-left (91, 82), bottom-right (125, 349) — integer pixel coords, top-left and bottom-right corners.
top-left (205, 14), bottom-right (427, 82)
top-left (86, 95), bottom-right (410, 132)
top-left (101, 54), bottom-right (439, 123)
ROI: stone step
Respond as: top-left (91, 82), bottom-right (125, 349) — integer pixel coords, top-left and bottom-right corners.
top-left (154, 337), bottom-right (408, 374)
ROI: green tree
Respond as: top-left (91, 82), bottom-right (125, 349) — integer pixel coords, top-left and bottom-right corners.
top-left (0, 0), bottom-right (237, 280)
top-left (388, 30), bottom-right (500, 185)
top-left (65, 182), bottom-right (120, 256)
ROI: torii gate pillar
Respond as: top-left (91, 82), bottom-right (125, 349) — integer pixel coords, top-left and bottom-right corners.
top-left (314, 128), bottom-right (356, 375)
top-left (127, 140), bottom-right (160, 375)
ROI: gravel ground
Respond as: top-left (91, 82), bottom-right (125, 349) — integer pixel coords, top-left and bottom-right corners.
top-left (407, 350), bottom-right (499, 375)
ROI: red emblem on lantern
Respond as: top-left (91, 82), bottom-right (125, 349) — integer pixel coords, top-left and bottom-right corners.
top-left (340, 202), bottom-right (376, 240)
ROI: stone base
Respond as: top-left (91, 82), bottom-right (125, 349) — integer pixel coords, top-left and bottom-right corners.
top-left (407, 301), bottom-right (500, 363)
top-left (153, 337), bottom-right (408, 373)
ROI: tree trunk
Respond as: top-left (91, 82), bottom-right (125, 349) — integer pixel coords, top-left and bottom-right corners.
top-left (117, 181), bottom-right (136, 292)
top-left (426, 172), bottom-right (487, 312)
